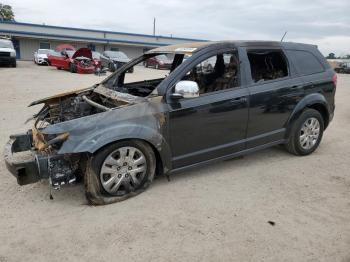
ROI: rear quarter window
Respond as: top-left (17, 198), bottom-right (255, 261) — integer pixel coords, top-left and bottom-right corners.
top-left (287, 50), bottom-right (324, 76)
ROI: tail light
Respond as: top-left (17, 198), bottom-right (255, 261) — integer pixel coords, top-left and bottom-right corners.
top-left (332, 73), bottom-right (337, 87)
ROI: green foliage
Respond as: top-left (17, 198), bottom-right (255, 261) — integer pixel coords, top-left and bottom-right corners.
top-left (326, 53), bottom-right (336, 59)
top-left (0, 3), bottom-right (15, 21)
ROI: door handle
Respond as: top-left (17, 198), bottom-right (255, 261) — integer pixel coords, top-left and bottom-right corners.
top-left (230, 97), bottom-right (247, 104)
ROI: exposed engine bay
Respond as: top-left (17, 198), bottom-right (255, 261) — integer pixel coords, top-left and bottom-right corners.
top-left (74, 56), bottom-right (93, 68)
top-left (33, 85), bottom-right (142, 127)
top-left (27, 84), bottom-right (152, 191)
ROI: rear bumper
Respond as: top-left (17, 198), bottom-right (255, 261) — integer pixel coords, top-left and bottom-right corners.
top-left (3, 133), bottom-right (49, 185)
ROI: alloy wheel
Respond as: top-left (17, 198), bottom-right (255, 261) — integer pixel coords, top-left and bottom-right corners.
top-left (299, 117), bottom-right (320, 150)
top-left (100, 146), bottom-right (147, 195)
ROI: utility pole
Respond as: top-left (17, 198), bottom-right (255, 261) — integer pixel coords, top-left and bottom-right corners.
top-left (153, 17), bottom-right (156, 36)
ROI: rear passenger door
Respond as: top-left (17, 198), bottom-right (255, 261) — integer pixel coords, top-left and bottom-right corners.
top-left (243, 47), bottom-right (305, 148)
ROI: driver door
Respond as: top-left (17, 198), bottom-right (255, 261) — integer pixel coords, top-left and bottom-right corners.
top-left (168, 50), bottom-right (249, 169)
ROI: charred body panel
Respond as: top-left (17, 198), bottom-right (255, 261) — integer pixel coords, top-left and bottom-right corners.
top-left (5, 84), bottom-right (170, 188)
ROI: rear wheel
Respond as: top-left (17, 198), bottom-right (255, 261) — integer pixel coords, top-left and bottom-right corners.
top-left (285, 109), bottom-right (324, 155)
top-left (85, 140), bottom-right (156, 205)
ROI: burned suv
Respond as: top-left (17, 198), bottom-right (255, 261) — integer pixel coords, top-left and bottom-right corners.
top-left (4, 41), bottom-right (336, 205)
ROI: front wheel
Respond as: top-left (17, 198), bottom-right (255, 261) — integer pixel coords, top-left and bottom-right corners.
top-left (285, 109), bottom-right (324, 156)
top-left (85, 140), bottom-right (156, 205)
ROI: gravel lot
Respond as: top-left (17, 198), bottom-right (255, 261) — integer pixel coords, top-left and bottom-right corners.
top-left (0, 61), bottom-right (349, 262)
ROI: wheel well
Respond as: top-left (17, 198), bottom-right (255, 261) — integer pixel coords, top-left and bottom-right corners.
top-left (307, 104), bottom-right (329, 129)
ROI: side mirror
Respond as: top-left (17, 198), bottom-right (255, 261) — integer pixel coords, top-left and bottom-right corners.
top-left (171, 80), bottom-right (199, 99)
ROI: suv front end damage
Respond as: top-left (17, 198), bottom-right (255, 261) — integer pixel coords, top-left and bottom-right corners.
top-left (4, 130), bottom-right (81, 188)
top-left (4, 84), bottom-right (141, 189)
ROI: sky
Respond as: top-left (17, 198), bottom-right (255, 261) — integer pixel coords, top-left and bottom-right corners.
top-left (3, 0), bottom-right (350, 56)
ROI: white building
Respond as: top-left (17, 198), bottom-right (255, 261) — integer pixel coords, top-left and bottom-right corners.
top-left (0, 21), bottom-right (206, 60)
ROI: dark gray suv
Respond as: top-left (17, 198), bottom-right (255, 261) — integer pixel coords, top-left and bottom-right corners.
top-left (4, 41), bottom-right (336, 205)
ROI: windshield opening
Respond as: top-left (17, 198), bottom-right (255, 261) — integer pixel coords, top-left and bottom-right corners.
top-left (66, 50), bottom-right (75, 58)
top-left (102, 52), bottom-right (186, 98)
top-left (0, 40), bottom-right (14, 49)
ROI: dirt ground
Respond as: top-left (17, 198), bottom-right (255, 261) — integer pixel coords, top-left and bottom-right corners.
top-left (0, 61), bottom-right (349, 262)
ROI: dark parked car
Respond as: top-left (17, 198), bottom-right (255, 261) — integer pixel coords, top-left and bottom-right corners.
top-left (100, 51), bottom-right (133, 72)
top-left (145, 54), bottom-right (172, 69)
top-left (334, 62), bottom-right (350, 74)
top-left (4, 41), bottom-right (336, 205)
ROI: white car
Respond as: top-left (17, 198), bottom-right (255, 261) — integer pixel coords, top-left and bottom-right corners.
top-left (0, 38), bottom-right (16, 67)
top-left (34, 49), bottom-right (53, 65)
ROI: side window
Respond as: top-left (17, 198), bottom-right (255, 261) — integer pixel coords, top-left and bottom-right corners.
top-left (247, 50), bottom-right (289, 83)
top-left (180, 52), bottom-right (239, 95)
top-left (287, 50), bottom-right (324, 75)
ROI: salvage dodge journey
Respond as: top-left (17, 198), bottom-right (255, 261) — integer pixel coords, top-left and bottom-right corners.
top-left (4, 41), bottom-right (336, 205)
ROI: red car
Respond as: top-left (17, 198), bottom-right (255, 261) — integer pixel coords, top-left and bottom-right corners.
top-left (144, 54), bottom-right (172, 69)
top-left (48, 48), bottom-right (95, 74)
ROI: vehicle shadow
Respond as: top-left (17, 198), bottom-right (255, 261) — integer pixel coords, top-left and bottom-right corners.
top-left (14, 145), bottom-right (290, 206)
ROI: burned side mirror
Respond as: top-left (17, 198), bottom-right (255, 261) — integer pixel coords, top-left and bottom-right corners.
top-left (171, 80), bottom-right (199, 99)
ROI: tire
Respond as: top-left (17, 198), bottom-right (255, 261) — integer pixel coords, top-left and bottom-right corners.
top-left (85, 140), bottom-right (156, 205)
top-left (69, 63), bottom-right (76, 73)
top-left (285, 109), bottom-right (324, 156)
top-left (12, 61), bottom-right (16, 68)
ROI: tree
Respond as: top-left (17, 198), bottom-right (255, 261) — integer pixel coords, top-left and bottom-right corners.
top-left (326, 53), bottom-right (336, 59)
top-left (0, 3), bottom-right (15, 21)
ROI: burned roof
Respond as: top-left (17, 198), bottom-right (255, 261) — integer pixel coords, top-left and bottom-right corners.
top-left (146, 40), bottom-right (317, 54)
top-left (146, 42), bottom-right (214, 54)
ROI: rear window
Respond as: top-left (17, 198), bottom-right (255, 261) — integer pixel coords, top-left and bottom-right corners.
top-left (287, 50), bottom-right (324, 75)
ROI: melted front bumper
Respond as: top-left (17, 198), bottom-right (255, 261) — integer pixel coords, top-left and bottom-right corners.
top-left (3, 132), bottom-right (49, 185)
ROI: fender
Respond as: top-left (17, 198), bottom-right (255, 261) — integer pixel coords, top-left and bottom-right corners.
top-left (57, 124), bottom-right (172, 174)
top-left (285, 93), bottom-right (330, 137)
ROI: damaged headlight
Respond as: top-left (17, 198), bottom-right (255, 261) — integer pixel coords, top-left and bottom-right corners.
top-left (46, 132), bottom-right (70, 147)
top-left (32, 128), bottom-right (69, 151)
